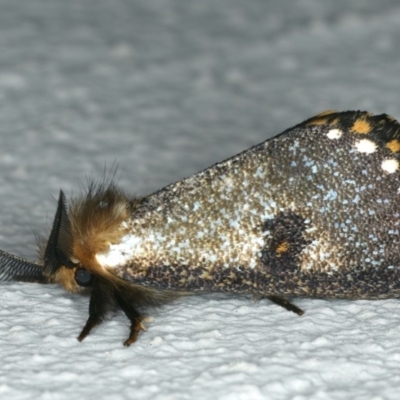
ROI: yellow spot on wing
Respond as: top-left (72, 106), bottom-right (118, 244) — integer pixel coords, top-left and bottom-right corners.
top-left (276, 241), bottom-right (289, 254)
top-left (307, 117), bottom-right (328, 126)
top-left (329, 117), bottom-right (339, 126)
top-left (351, 118), bottom-right (372, 134)
top-left (315, 110), bottom-right (337, 117)
top-left (387, 139), bottom-right (400, 153)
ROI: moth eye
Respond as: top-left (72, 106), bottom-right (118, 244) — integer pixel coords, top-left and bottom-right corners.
top-left (74, 268), bottom-right (94, 287)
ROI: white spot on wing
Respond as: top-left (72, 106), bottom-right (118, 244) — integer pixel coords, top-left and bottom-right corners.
top-left (326, 129), bottom-right (342, 140)
top-left (381, 159), bottom-right (399, 174)
top-left (96, 234), bottom-right (143, 268)
top-left (354, 139), bottom-right (377, 154)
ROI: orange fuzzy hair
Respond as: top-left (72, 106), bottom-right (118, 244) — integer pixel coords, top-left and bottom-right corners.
top-left (68, 183), bottom-right (138, 280)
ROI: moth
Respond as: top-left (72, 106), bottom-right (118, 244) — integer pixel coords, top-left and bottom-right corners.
top-left (2, 110), bottom-right (400, 346)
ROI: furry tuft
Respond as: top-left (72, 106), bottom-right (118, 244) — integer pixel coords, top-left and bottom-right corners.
top-left (69, 182), bottom-right (139, 277)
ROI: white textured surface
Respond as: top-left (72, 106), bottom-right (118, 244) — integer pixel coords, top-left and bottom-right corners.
top-left (1, 1), bottom-right (400, 399)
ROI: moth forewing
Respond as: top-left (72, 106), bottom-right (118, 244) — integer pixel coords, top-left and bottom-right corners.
top-left (95, 110), bottom-right (400, 303)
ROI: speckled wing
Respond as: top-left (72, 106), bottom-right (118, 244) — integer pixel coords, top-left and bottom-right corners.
top-left (101, 111), bottom-right (400, 300)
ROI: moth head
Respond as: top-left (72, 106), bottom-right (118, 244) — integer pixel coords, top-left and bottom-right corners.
top-left (40, 190), bottom-right (93, 293)
top-left (42, 185), bottom-right (134, 291)
top-left (0, 185), bottom-right (174, 346)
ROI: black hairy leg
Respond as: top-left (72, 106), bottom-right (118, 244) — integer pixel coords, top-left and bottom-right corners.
top-left (77, 278), bottom-right (115, 342)
top-left (115, 290), bottom-right (146, 346)
top-left (267, 295), bottom-right (304, 316)
top-left (76, 276), bottom-right (147, 345)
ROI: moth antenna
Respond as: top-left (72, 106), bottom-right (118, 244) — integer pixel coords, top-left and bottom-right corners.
top-left (43, 190), bottom-right (75, 276)
top-left (0, 249), bottom-right (47, 283)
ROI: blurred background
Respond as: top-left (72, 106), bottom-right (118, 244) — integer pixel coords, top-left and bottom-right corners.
top-left (1, 1), bottom-right (400, 399)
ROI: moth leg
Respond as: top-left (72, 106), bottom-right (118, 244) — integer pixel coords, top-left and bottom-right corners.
top-left (267, 295), bottom-right (304, 316)
top-left (78, 317), bottom-right (99, 342)
top-left (253, 294), bottom-right (261, 302)
top-left (115, 292), bottom-right (146, 347)
top-left (77, 279), bottom-right (114, 342)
